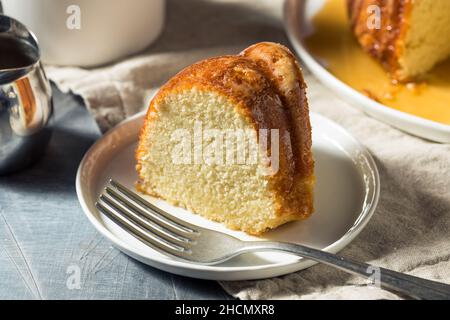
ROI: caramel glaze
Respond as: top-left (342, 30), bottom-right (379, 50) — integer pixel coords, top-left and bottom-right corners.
top-left (305, 0), bottom-right (450, 125)
top-left (241, 42), bottom-right (314, 178)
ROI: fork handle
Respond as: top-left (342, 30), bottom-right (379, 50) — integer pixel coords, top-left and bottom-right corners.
top-left (245, 242), bottom-right (450, 300)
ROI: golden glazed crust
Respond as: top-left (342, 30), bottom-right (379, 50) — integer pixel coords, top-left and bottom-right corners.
top-left (241, 42), bottom-right (314, 219)
top-left (136, 43), bottom-right (314, 232)
top-left (347, 0), bottom-right (413, 80)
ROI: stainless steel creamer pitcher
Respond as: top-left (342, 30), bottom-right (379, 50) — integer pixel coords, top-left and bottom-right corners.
top-left (0, 14), bottom-right (53, 175)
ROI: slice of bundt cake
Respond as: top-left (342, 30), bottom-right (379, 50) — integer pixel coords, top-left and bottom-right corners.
top-left (348, 0), bottom-right (450, 81)
top-left (136, 42), bottom-right (314, 235)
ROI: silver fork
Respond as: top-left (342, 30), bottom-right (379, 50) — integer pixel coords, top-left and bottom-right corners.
top-left (96, 179), bottom-right (450, 300)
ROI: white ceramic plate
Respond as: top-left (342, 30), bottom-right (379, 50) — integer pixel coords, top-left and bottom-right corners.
top-left (284, 0), bottom-right (450, 143)
top-left (76, 112), bottom-right (379, 281)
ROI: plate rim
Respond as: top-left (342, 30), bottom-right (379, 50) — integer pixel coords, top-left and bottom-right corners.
top-left (283, 0), bottom-right (450, 143)
top-left (76, 111), bottom-right (380, 280)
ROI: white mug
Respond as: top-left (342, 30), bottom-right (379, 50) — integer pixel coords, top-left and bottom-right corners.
top-left (1, 0), bottom-right (165, 67)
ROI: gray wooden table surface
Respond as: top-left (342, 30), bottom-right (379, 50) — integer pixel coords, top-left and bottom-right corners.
top-left (0, 87), bottom-right (231, 300)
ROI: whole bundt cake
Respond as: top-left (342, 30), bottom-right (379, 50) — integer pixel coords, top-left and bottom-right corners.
top-left (348, 0), bottom-right (450, 81)
top-left (136, 42), bottom-right (314, 235)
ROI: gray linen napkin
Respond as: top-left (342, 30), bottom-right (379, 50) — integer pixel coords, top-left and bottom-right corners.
top-left (46, 0), bottom-right (450, 300)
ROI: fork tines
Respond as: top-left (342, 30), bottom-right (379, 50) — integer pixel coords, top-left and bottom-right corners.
top-left (95, 179), bottom-right (199, 259)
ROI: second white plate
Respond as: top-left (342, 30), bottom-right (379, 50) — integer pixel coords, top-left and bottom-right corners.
top-left (284, 0), bottom-right (450, 143)
top-left (76, 112), bottom-right (379, 281)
